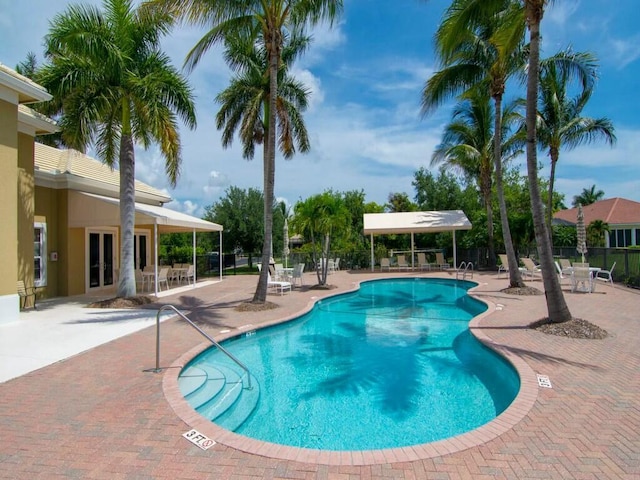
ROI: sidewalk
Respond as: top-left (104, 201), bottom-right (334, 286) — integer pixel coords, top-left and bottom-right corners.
top-left (0, 270), bottom-right (638, 479)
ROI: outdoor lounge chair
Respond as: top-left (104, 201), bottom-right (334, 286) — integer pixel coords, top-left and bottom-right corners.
top-left (559, 258), bottom-right (573, 274)
top-left (417, 252), bottom-right (430, 271)
top-left (396, 254), bottom-right (409, 270)
top-left (499, 254), bottom-right (527, 278)
top-left (520, 257), bottom-right (542, 278)
top-left (595, 261), bottom-right (616, 285)
top-left (380, 258), bottom-right (390, 271)
top-left (435, 252), bottom-right (450, 270)
top-left (498, 254), bottom-right (509, 277)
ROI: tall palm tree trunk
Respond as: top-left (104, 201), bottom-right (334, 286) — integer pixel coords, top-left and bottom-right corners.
top-left (117, 133), bottom-right (137, 297)
top-left (253, 31), bottom-right (280, 303)
top-left (545, 149), bottom-right (559, 231)
top-left (525, 0), bottom-right (571, 322)
top-left (493, 93), bottom-right (525, 287)
top-left (482, 176), bottom-right (496, 269)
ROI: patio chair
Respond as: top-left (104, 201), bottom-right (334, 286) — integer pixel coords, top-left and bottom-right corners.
top-left (396, 254), bottom-right (409, 270)
top-left (435, 252), bottom-right (450, 270)
top-left (267, 272), bottom-right (292, 295)
top-left (595, 261), bottom-right (616, 286)
top-left (183, 265), bottom-right (195, 285)
top-left (153, 267), bottom-right (170, 291)
top-left (291, 263), bottom-right (305, 288)
top-left (380, 258), bottom-right (391, 271)
top-left (520, 257), bottom-right (542, 278)
top-left (135, 269), bottom-right (145, 291)
top-left (168, 267), bottom-right (181, 286)
top-left (571, 265), bottom-right (594, 293)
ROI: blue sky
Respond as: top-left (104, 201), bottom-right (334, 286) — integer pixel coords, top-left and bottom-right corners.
top-left (1, 0), bottom-right (639, 216)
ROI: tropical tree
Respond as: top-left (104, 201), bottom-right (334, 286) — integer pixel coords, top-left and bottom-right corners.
top-left (146, 0), bottom-right (343, 303)
top-left (537, 50), bottom-right (616, 228)
top-left (523, 0), bottom-right (572, 323)
top-left (431, 90), bottom-right (522, 268)
top-left (572, 184), bottom-right (605, 207)
top-left (291, 191), bottom-right (349, 286)
top-left (422, 0), bottom-right (527, 285)
top-left (216, 30), bottom-right (311, 161)
top-left (203, 186), bottom-right (265, 266)
top-left (587, 219), bottom-right (609, 247)
top-left (38, 0), bottom-right (196, 297)
top-left (386, 193), bottom-right (417, 213)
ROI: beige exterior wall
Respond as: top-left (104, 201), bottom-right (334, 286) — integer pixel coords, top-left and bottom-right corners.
top-left (67, 227), bottom-right (85, 296)
top-left (17, 133), bottom-right (35, 306)
top-left (0, 99), bottom-right (18, 304)
top-left (35, 185), bottom-right (61, 298)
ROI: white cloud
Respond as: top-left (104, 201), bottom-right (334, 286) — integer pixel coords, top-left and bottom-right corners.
top-left (608, 35), bottom-right (640, 69)
top-left (546, 0), bottom-right (581, 26)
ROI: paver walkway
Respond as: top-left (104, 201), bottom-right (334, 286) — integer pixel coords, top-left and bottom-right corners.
top-left (0, 270), bottom-right (638, 479)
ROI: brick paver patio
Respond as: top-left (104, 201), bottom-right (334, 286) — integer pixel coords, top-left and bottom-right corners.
top-left (0, 270), bottom-right (638, 479)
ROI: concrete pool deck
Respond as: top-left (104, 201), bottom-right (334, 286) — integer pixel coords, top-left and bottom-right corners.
top-left (0, 269), bottom-right (638, 478)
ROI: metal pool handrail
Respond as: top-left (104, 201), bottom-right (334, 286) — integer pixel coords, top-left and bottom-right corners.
top-left (456, 261), bottom-right (474, 280)
top-left (153, 304), bottom-right (252, 389)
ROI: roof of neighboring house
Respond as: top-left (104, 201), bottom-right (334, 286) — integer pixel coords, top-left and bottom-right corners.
top-left (553, 198), bottom-right (640, 226)
top-left (0, 62), bottom-right (52, 104)
top-left (35, 142), bottom-right (171, 205)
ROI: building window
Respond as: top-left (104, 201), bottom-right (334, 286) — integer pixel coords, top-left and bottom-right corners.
top-left (34, 223), bottom-right (47, 287)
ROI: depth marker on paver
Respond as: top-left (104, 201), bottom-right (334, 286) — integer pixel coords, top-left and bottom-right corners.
top-left (183, 429), bottom-right (216, 450)
top-left (537, 374), bottom-right (552, 388)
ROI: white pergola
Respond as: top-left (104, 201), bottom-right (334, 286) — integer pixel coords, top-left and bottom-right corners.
top-left (363, 210), bottom-right (472, 271)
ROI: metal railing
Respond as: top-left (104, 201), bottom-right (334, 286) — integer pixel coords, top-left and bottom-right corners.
top-left (456, 261), bottom-right (474, 280)
top-left (152, 304), bottom-right (252, 389)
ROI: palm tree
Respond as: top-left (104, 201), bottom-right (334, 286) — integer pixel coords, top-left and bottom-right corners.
top-left (523, 0), bottom-right (572, 323)
top-left (216, 31), bottom-right (311, 164)
top-left (537, 50), bottom-right (616, 228)
top-left (587, 219), bottom-right (609, 247)
top-left (423, 0), bottom-right (527, 283)
top-left (39, 0), bottom-right (197, 297)
top-left (146, 0), bottom-right (342, 303)
top-left (572, 185), bottom-right (605, 207)
top-left (431, 90), bottom-right (522, 266)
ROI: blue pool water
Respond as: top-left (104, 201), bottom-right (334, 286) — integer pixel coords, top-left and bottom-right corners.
top-left (180, 278), bottom-right (520, 451)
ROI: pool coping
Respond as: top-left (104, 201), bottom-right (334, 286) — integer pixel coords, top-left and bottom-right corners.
top-left (162, 277), bottom-right (539, 465)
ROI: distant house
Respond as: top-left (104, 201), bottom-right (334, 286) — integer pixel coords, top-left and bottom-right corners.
top-left (1, 62), bottom-right (222, 325)
top-left (553, 198), bottom-right (640, 248)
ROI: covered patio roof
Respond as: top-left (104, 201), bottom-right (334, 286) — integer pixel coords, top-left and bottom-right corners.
top-left (69, 192), bottom-right (223, 295)
top-left (69, 192), bottom-right (222, 232)
top-left (363, 210), bottom-right (472, 270)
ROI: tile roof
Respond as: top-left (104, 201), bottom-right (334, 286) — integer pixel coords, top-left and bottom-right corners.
top-left (553, 198), bottom-right (640, 226)
top-left (34, 142), bottom-right (171, 202)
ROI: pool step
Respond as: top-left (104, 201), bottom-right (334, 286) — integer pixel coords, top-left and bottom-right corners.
top-left (178, 362), bottom-right (260, 431)
top-left (180, 364), bottom-right (226, 409)
top-left (214, 373), bottom-right (260, 432)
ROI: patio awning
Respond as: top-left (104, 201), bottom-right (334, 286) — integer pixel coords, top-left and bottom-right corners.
top-left (68, 192), bottom-right (222, 232)
top-left (364, 210), bottom-right (472, 235)
top-left (363, 210), bottom-right (472, 271)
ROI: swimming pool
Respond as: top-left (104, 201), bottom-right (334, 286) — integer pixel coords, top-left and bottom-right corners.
top-left (179, 278), bottom-right (520, 451)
